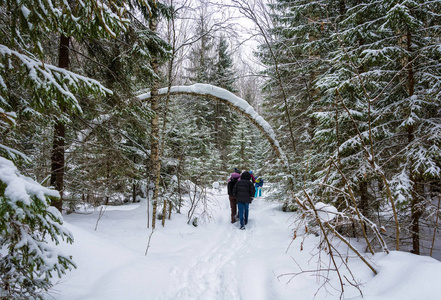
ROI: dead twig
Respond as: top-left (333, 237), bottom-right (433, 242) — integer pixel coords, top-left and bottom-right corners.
top-left (144, 228), bottom-right (156, 256)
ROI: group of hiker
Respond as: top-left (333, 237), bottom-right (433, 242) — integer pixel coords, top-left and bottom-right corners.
top-left (227, 168), bottom-right (264, 230)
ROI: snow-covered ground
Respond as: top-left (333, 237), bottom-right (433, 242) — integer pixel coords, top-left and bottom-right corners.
top-left (52, 187), bottom-right (441, 300)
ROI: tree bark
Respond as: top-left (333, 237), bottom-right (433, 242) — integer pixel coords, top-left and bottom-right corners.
top-left (410, 176), bottom-right (421, 254)
top-left (149, 17), bottom-right (161, 229)
top-left (406, 31), bottom-right (420, 254)
top-left (162, 199), bottom-right (167, 226)
top-left (409, 122), bottom-right (421, 254)
top-left (50, 34), bottom-right (70, 212)
top-left (160, 6), bottom-right (177, 226)
top-left (359, 181), bottom-right (369, 217)
top-left (132, 156), bottom-right (137, 203)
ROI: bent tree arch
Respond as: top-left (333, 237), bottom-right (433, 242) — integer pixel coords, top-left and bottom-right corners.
top-left (138, 83), bottom-right (287, 164)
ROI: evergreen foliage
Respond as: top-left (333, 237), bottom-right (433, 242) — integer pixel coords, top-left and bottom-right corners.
top-left (227, 116), bottom-right (254, 169)
top-left (0, 0), bottom-right (172, 295)
top-left (4, 0), bottom-right (440, 295)
top-left (64, 0), bottom-right (172, 207)
top-left (180, 13), bottom-right (241, 182)
top-left (0, 157), bottom-right (75, 298)
top-left (260, 0), bottom-right (441, 254)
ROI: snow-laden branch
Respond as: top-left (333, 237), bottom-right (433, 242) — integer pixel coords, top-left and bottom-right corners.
top-left (0, 45), bottom-right (113, 113)
top-left (138, 83), bottom-right (287, 165)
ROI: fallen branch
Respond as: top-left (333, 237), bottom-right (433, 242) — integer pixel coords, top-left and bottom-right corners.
top-left (145, 228), bottom-right (156, 256)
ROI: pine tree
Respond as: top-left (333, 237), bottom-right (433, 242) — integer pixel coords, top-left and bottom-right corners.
top-left (256, 0), bottom-right (337, 203)
top-left (183, 11), bottom-right (221, 182)
top-left (0, 0), bottom-right (129, 212)
top-left (227, 115), bottom-right (254, 170)
top-left (64, 1), bottom-right (171, 209)
top-left (0, 157), bottom-right (75, 298)
top-left (212, 36), bottom-right (237, 169)
top-left (0, 0), bottom-right (171, 295)
top-left (260, 0), bottom-right (441, 253)
top-left (213, 36), bottom-right (236, 92)
top-left (369, 0), bottom-right (441, 253)
top-left (314, 0), bottom-right (441, 253)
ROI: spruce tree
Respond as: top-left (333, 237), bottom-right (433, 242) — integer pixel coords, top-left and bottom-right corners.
top-left (0, 0), bottom-right (171, 295)
top-left (212, 36), bottom-right (237, 170)
top-left (0, 0), bottom-right (129, 212)
top-left (0, 157), bottom-right (75, 298)
top-left (227, 115), bottom-right (254, 170)
top-left (260, 0), bottom-right (441, 253)
top-left (65, 1), bottom-right (171, 208)
top-left (315, 0), bottom-right (441, 253)
top-left (256, 0), bottom-right (337, 202)
top-left (183, 11), bottom-right (221, 182)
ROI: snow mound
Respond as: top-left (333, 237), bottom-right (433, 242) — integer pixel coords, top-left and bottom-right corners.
top-left (315, 201), bottom-right (338, 222)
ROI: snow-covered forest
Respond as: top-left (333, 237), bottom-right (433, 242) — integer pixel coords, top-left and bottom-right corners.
top-left (1, 0), bottom-right (441, 299)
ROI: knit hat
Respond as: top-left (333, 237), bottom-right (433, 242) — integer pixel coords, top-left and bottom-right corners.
top-left (240, 171), bottom-right (251, 181)
top-left (230, 172), bottom-right (240, 179)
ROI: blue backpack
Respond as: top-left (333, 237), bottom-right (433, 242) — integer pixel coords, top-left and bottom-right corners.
top-left (256, 178), bottom-right (263, 187)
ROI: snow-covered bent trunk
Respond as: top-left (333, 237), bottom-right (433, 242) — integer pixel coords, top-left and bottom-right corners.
top-left (138, 84), bottom-right (287, 164)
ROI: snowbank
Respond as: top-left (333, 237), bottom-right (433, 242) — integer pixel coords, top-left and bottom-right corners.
top-left (349, 251), bottom-right (441, 300)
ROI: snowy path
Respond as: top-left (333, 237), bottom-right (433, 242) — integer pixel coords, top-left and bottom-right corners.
top-left (166, 218), bottom-right (244, 299)
top-left (164, 198), bottom-right (281, 300)
top-left (54, 189), bottom-right (441, 300)
top-left (56, 190), bottom-right (301, 299)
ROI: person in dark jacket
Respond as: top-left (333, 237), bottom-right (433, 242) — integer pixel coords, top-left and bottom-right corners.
top-left (227, 172), bottom-right (240, 223)
top-left (232, 171), bottom-right (256, 229)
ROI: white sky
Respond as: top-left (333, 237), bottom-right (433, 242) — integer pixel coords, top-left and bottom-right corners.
top-left (161, 0), bottom-right (265, 72)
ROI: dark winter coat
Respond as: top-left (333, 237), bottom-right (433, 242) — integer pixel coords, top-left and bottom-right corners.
top-left (232, 171), bottom-right (255, 203)
top-left (227, 178), bottom-right (238, 197)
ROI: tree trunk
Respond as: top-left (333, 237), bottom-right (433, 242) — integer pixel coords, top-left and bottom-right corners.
top-left (359, 180), bottom-right (369, 217)
top-left (132, 156), bottom-right (137, 203)
top-left (409, 122), bottom-right (421, 254)
top-left (132, 183), bottom-right (137, 203)
top-left (50, 34), bottom-right (69, 212)
top-left (51, 120), bottom-right (65, 211)
top-left (149, 17), bottom-right (161, 229)
top-left (358, 180), bottom-right (371, 243)
top-left (159, 8), bottom-right (177, 225)
top-left (162, 200), bottom-right (167, 226)
top-left (410, 177), bottom-right (422, 254)
top-left (406, 31), bottom-right (420, 254)
top-left (176, 145), bottom-right (186, 214)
